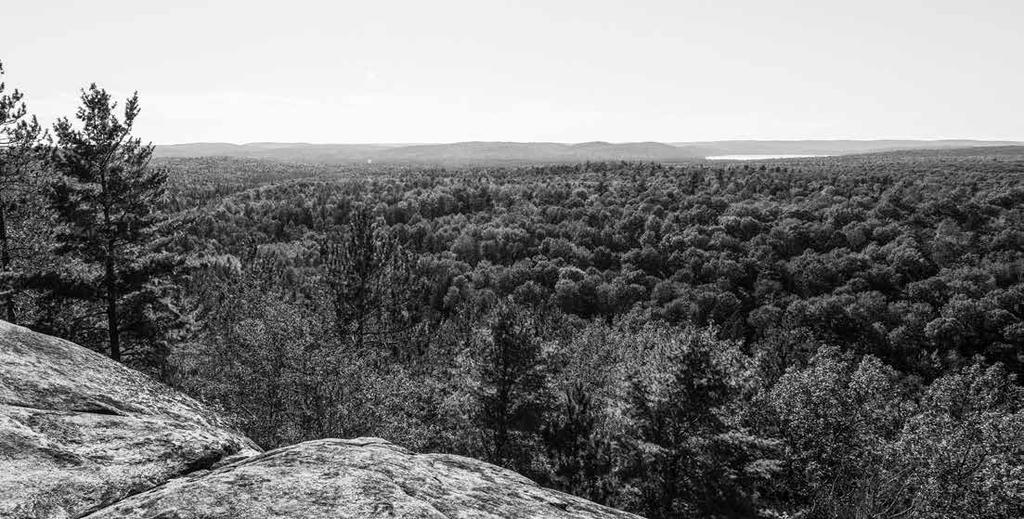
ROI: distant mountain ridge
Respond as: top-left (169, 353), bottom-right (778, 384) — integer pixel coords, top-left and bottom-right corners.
top-left (680, 139), bottom-right (1022, 157)
top-left (154, 139), bottom-right (1023, 164)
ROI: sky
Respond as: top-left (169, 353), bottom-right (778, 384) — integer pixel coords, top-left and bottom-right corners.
top-left (3, 0), bottom-right (1022, 144)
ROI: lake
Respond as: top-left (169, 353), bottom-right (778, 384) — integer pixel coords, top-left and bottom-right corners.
top-left (706, 154), bottom-right (827, 160)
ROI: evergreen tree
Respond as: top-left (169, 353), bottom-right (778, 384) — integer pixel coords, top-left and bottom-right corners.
top-left (321, 207), bottom-right (422, 359)
top-left (472, 298), bottom-right (552, 469)
top-left (0, 60), bottom-right (44, 323)
top-left (44, 84), bottom-right (179, 363)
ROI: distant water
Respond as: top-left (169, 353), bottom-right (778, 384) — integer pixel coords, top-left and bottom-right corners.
top-left (706, 154), bottom-right (827, 160)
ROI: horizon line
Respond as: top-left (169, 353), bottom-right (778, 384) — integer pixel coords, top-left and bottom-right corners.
top-left (153, 138), bottom-right (1024, 147)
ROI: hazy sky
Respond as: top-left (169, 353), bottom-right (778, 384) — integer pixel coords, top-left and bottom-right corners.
top-left (4, 0), bottom-right (1022, 144)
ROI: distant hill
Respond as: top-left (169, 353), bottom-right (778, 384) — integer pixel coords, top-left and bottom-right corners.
top-left (154, 139), bottom-right (1023, 165)
top-left (373, 141), bottom-right (701, 163)
top-left (675, 139), bottom-right (1023, 158)
top-left (155, 143), bottom-right (397, 163)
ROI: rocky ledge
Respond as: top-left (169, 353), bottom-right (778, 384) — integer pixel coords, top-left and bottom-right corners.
top-left (0, 321), bottom-right (639, 519)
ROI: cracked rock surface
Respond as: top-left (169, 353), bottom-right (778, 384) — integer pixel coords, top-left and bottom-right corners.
top-left (1, 321), bottom-right (639, 519)
top-left (0, 321), bottom-right (260, 519)
top-left (83, 438), bottom-right (639, 519)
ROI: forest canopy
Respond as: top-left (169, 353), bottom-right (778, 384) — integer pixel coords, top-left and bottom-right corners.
top-left (4, 62), bottom-right (1024, 518)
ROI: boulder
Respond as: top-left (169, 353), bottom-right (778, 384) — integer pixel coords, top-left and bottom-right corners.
top-left (83, 437), bottom-right (639, 519)
top-left (0, 321), bottom-right (639, 518)
top-left (0, 321), bottom-right (260, 518)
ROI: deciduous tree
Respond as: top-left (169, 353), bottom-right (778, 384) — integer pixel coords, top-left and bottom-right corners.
top-left (0, 61), bottom-right (44, 322)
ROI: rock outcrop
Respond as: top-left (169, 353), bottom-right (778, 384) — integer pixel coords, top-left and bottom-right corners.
top-left (84, 438), bottom-right (637, 519)
top-left (0, 321), bottom-right (639, 519)
top-left (0, 321), bottom-right (260, 518)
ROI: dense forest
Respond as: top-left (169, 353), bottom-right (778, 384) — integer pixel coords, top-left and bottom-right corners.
top-left (3, 64), bottom-right (1024, 518)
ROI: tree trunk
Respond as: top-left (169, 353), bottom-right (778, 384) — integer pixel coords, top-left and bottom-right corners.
top-left (0, 202), bottom-right (15, 323)
top-left (100, 162), bottom-right (120, 361)
top-left (106, 241), bottom-right (120, 362)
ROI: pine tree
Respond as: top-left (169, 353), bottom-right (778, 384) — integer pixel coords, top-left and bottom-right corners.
top-left (321, 207), bottom-right (422, 359)
top-left (0, 61), bottom-right (45, 323)
top-left (473, 298), bottom-right (552, 469)
top-left (45, 85), bottom-right (179, 363)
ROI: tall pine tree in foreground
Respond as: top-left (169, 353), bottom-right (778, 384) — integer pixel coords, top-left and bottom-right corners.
top-left (45, 85), bottom-right (180, 363)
